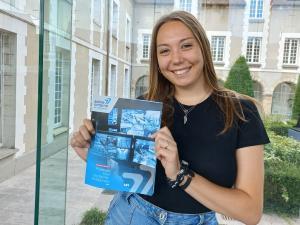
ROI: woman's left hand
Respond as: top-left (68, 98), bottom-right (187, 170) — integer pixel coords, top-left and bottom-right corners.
top-left (151, 126), bottom-right (180, 180)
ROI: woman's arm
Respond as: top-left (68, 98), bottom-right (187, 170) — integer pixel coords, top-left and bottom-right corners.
top-left (185, 145), bottom-right (264, 225)
top-left (154, 126), bottom-right (264, 225)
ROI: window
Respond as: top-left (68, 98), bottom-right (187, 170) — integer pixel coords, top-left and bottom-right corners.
top-left (112, 1), bottom-right (119, 38)
top-left (135, 76), bottom-right (149, 98)
top-left (93, 0), bottom-right (102, 25)
top-left (142, 34), bottom-right (150, 59)
top-left (211, 36), bottom-right (225, 63)
top-left (271, 82), bottom-right (295, 118)
top-left (57, 0), bottom-right (72, 33)
top-left (0, 32), bottom-right (16, 147)
top-left (246, 37), bottom-right (261, 63)
top-left (109, 64), bottom-right (117, 96)
top-left (253, 81), bottom-right (263, 102)
top-left (54, 52), bottom-right (63, 127)
top-left (123, 68), bottom-right (130, 98)
top-left (179, 0), bottom-right (192, 13)
top-left (91, 59), bottom-right (101, 106)
top-left (283, 38), bottom-right (299, 65)
top-left (249, 0), bottom-right (263, 19)
top-left (126, 17), bottom-right (131, 48)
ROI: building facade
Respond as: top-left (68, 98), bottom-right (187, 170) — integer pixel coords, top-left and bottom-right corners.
top-left (0, 0), bottom-right (299, 181)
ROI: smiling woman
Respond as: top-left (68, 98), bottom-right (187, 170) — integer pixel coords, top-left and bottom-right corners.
top-left (71, 10), bottom-right (270, 225)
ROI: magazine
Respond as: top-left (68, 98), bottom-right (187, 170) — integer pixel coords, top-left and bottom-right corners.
top-left (85, 96), bottom-right (162, 195)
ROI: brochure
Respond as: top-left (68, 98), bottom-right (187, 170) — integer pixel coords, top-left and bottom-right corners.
top-left (85, 96), bottom-right (162, 196)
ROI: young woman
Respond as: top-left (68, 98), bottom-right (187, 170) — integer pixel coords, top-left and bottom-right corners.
top-left (71, 11), bottom-right (269, 225)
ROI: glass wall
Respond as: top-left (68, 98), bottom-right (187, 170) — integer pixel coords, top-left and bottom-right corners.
top-left (35, 0), bottom-right (72, 225)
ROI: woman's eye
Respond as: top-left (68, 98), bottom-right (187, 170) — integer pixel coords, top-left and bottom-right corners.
top-left (182, 43), bottom-right (192, 49)
top-left (159, 49), bottom-right (169, 55)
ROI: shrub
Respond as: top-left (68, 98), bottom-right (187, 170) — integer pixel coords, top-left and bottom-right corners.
top-left (264, 131), bottom-right (300, 216)
top-left (79, 208), bottom-right (107, 225)
top-left (264, 132), bottom-right (300, 165)
top-left (292, 75), bottom-right (300, 120)
top-left (264, 116), bottom-right (296, 137)
top-left (264, 160), bottom-right (300, 216)
top-left (224, 56), bottom-right (254, 97)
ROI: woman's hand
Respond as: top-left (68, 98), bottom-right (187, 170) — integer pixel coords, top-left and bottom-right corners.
top-left (70, 119), bottom-right (95, 161)
top-left (151, 126), bottom-right (180, 180)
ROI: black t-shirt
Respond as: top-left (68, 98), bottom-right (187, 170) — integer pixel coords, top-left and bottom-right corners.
top-left (141, 95), bottom-right (270, 214)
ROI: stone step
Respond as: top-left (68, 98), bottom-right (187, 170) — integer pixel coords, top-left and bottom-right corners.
top-left (0, 148), bottom-right (17, 160)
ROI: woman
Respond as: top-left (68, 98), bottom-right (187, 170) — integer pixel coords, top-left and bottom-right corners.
top-left (71, 11), bottom-right (269, 225)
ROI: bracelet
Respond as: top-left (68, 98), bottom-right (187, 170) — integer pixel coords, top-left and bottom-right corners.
top-left (180, 170), bottom-right (195, 190)
top-left (167, 160), bottom-right (189, 189)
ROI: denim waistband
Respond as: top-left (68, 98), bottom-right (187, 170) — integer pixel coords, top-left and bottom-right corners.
top-left (125, 192), bottom-right (216, 224)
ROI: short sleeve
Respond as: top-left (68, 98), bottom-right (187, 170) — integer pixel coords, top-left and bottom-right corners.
top-left (236, 100), bottom-right (270, 149)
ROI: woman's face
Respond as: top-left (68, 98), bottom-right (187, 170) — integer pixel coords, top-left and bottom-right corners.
top-left (156, 21), bottom-right (205, 90)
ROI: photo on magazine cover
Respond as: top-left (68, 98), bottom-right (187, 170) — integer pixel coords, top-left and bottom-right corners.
top-left (120, 109), bottom-right (161, 137)
top-left (132, 138), bottom-right (156, 169)
top-left (86, 131), bottom-right (156, 195)
top-left (86, 96), bottom-right (162, 195)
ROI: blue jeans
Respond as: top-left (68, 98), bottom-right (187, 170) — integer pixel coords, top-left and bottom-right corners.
top-left (105, 192), bottom-right (218, 225)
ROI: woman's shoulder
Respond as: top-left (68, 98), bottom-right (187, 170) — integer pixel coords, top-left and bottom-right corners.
top-left (238, 96), bottom-right (259, 113)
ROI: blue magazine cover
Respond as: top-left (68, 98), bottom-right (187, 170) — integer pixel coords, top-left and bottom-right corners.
top-left (85, 96), bottom-right (162, 196)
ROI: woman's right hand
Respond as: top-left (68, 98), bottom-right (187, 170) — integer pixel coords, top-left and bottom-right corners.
top-left (70, 119), bottom-right (95, 161)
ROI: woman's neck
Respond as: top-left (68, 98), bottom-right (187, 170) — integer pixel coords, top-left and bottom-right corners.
top-left (174, 86), bottom-right (212, 106)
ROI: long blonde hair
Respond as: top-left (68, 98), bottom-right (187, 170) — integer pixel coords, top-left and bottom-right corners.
top-left (146, 11), bottom-right (254, 133)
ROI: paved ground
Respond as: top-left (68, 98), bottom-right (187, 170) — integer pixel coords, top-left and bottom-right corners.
top-left (0, 149), bottom-right (299, 225)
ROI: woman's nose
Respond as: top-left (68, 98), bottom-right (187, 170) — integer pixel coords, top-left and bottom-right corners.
top-left (171, 50), bottom-right (183, 64)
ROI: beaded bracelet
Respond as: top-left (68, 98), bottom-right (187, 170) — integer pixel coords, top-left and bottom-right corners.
top-left (167, 160), bottom-right (189, 189)
top-left (180, 169), bottom-right (195, 190)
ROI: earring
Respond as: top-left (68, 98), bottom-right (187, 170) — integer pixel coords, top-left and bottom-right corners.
top-left (158, 67), bottom-right (161, 74)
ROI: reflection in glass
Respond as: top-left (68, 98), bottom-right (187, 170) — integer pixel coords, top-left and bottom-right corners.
top-left (35, 0), bottom-right (72, 225)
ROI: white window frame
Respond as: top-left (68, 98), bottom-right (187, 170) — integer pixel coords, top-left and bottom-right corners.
top-left (137, 29), bottom-right (152, 62)
top-left (125, 14), bottom-right (131, 49)
top-left (142, 34), bottom-right (151, 59)
top-left (246, 36), bottom-right (262, 64)
top-left (249, 0), bottom-right (263, 19)
top-left (211, 36), bottom-right (226, 63)
top-left (91, 58), bottom-right (102, 103)
top-left (174, 0), bottom-right (198, 16)
top-left (180, 0), bottom-right (192, 13)
top-left (88, 51), bottom-right (103, 113)
top-left (92, 0), bottom-right (102, 26)
top-left (123, 66), bottom-right (130, 98)
top-left (207, 31), bottom-right (231, 67)
top-left (278, 33), bottom-right (300, 69)
top-left (111, 0), bottom-right (119, 39)
top-left (283, 38), bottom-right (299, 66)
top-left (109, 60), bottom-right (118, 96)
top-left (54, 51), bottom-right (63, 128)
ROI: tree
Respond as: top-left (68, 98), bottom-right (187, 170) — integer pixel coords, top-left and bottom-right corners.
top-left (224, 56), bottom-right (254, 97)
top-left (292, 75), bottom-right (300, 126)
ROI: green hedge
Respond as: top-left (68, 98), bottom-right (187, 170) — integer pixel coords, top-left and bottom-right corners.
top-left (79, 207), bottom-right (107, 225)
top-left (264, 132), bottom-right (300, 165)
top-left (264, 131), bottom-right (300, 216)
top-left (263, 116), bottom-right (296, 137)
top-left (264, 161), bottom-right (300, 216)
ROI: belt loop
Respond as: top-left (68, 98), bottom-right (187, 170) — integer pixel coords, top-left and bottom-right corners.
top-left (199, 214), bottom-right (204, 224)
top-left (125, 192), bottom-right (134, 204)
